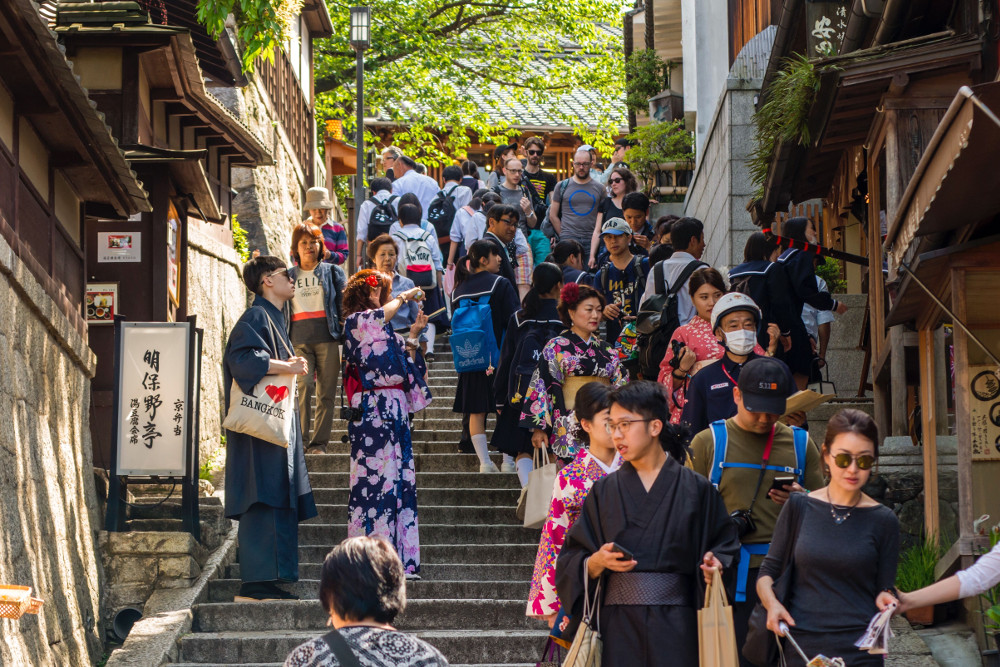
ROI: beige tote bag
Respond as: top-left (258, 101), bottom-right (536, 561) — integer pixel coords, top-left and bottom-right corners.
top-left (222, 309), bottom-right (297, 448)
top-left (523, 446), bottom-right (558, 529)
top-left (699, 567), bottom-right (739, 667)
top-left (562, 562), bottom-right (602, 667)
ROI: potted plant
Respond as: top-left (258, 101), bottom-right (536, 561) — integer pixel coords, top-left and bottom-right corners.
top-left (895, 536), bottom-right (942, 626)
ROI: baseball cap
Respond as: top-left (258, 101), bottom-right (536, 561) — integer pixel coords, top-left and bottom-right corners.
top-left (579, 144), bottom-right (595, 152)
top-left (493, 142), bottom-right (517, 159)
top-left (600, 217), bottom-right (632, 236)
top-left (711, 292), bottom-right (762, 331)
top-left (737, 357), bottom-right (794, 415)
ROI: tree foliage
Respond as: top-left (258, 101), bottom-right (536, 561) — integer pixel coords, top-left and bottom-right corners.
top-left (625, 49), bottom-right (671, 116)
top-left (197, 0), bottom-right (304, 66)
top-left (625, 119), bottom-right (693, 194)
top-left (198, 0), bottom-right (628, 163)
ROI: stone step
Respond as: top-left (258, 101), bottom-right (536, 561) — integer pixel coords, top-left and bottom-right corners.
top-left (193, 599), bottom-right (537, 633)
top-left (170, 664), bottom-right (533, 667)
top-left (226, 562), bottom-right (535, 582)
top-left (208, 578), bottom-right (530, 602)
top-left (291, 543), bottom-right (539, 565)
top-left (128, 500), bottom-right (224, 521)
top-left (296, 524), bottom-right (539, 545)
top-left (310, 487), bottom-right (519, 506)
top-left (324, 429), bottom-right (466, 443)
top-left (302, 452), bottom-right (509, 473)
top-left (307, 505), bottom-right (521, 525)
top-left (178, 629), bottom-right (549, 664)
top-left (311, 440), bottom-right (492, 455)
top-left (306, 471), bottom-right (521, 490)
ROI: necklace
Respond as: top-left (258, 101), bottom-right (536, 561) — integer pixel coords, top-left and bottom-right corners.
top-left (827, 487), bottom-right (862, 524)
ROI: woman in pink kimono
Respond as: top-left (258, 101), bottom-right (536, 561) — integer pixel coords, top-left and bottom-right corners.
top-left (527, 381), bottom-right (620, 625)
top-left (657, 268), bottom-right (771, 422)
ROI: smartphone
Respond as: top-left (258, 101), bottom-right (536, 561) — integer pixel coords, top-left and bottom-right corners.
top-left (610, 542), bottom-right (634, 561)
top-left (769, 476), bottom-right (795, 494)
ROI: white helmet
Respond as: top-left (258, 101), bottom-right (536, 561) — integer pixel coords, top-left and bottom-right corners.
top-left (711, 292), bottom-right (761, 331)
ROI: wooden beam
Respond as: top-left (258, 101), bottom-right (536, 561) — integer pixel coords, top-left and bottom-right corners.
top-left (919, 326), bottom-right (940, 540)
top-left (951, 268), bottom-right (975, 557)
top-left (890, 326), bottom-right (908, 436)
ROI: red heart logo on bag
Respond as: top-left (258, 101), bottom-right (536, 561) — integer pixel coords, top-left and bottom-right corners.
top-left (264, 385), bottom-right (288, 403)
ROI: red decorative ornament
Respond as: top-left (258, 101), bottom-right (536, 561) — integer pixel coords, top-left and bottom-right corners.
top-left (365, 274), bottom-right (380, 288)
top-left (560, 282), bottom-right (580, 305)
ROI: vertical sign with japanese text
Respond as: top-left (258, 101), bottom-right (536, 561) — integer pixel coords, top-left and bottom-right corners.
top-left (805, 1), bottom-right (848, 57)
top-left (970, 365), bottom-right (1000, 461)
top-left (115, 322), bottom-right (191, 476)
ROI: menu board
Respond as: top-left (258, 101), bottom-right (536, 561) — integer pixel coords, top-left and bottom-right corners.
top-left (86, 283), bottom-right (118, 325)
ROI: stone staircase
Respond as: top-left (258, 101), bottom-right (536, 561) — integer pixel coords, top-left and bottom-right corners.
top-left (169, 348), bottom-right (549, 666)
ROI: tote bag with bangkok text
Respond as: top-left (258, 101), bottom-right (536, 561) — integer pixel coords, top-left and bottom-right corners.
top-left (222, 308), bottom-right (297, 448)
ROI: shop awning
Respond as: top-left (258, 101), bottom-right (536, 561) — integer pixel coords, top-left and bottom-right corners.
top-left (125, 146), bottom-right (223, 222)
top-left (324, 137), bottom-right (358, 176)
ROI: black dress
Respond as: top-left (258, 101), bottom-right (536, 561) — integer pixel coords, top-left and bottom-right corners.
top-left (451, 271), bottom-right (520, 414)
top-left (774, 249), bottom-right (839, 376)
top-left (759, 494), bottom-right (899, 666)
top-left (491, 300), bottom-right (565, 456)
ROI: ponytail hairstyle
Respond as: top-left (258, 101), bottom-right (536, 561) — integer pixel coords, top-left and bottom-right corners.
top-left (557, 282), bottom-right (605, 327)
top-left (780, 216), bottom-right (810, 243)
top-left (573, 382), bottom-right (614, 449)
top-left (470, 187), bottom-right (491, 212)
top-left (549, 239), bottom-right (584, 266)
top-left (609, 381), bottom-right (689, 463)
top-left (521, 262), bottom-right (563, 318)
top-left (454, 239), bottom-right (501, 288)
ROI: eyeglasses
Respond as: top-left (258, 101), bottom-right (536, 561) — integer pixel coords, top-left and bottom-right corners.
top-left (497, 217), bottom-right (518, 227)
top-left (506, 168), bottom-right (523, 174)
top-left (526, 149), bottom-right (543, 156)
top-left (607, 177), bottom-right (624, 184)
top-left (261, 268), bottom-right (291, 285)
top-left (604, 419), bottom-right (652, 435)
top-left (573, 162), bottom-right (592, 168)
top-left (831, 453), bottom-right (877, 470)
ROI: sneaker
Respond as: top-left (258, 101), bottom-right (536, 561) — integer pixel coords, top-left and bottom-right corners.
top-left (425, 352), bottom-right (436, 363)
top-left (405, 573), bottom-right (422, 581)
top-left (480, 461), bottom-right (500, 473)
top-left (500, 461), bottom-right (516, 473)
top-left (234, 582), bottom-right (281, 602)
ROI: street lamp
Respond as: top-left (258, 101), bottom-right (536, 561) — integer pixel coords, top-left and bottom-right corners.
top-left (349, 6), bottom-right (370, 275)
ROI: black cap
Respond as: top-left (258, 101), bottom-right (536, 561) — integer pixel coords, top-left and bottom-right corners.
top-left (493, 142), bottom-right (518, 160)
top-left (614, 137), bottom-right (631, 148)
top-left (737, 357), bottom-right (794, 414)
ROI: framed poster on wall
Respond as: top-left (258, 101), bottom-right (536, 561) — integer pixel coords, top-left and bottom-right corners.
top-left (970, 365), bottom-right (1000, 461)
top-left (86, 282), bottom-right (118, 325)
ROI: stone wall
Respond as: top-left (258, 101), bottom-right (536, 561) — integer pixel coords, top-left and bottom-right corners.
top-left (0, 235), bottom-right (104, 665)
top-left (186, 226), bottom-right (250, 465)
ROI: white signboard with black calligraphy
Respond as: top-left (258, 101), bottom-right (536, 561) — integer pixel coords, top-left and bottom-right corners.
top-left (970, 365), bottom-right (1000, 461)
top-left (115, 322), bottom-right (191, 476)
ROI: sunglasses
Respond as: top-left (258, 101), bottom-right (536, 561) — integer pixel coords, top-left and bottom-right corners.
top-left (607, 177), bottom-right (624, 184)
top-left (831, 453), bottom-right (876, 470)
top-left (526, 149), bottom-right (543, 156)
top-left (261, 268), bottom-right (291, 286)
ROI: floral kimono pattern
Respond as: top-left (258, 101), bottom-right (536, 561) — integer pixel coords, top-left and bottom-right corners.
top-left (657, 316), bottom-right (766, 423)
top-left (519, 332), bottom-right (626, 458)
top-left (342, 308), bottom-right (431, 574)
top-left (527, 449), bottom-right (621, 618)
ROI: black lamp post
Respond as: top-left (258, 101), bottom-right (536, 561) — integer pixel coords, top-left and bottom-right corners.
top-left (349, 6), bottom-right (370, 275)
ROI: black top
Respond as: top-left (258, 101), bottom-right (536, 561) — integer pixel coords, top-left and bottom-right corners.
top-left (760, 494), bottom-right (899, 633)
top-left (598, 197), bottom-right (624, 223)
top-left (480, 232), bottom-right (518, 287)
top-left (522, 166), bottom-right (558, 201)
top-left (493, 300), bottom-right (564, 405)
top-left (681, 353), bottom-right (792, 436)
top-left (776, 248), bottom-right (837, 312)
top-left (452, 270), bottom-right (520, 346)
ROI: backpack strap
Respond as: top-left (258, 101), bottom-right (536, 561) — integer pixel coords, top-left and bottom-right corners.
top-left (709, 420), bottom-right (729, 489)
top-left (653, 260), bottom-right (665, 296)
top-left (791, 426), bottom-right (808, 483)
top-left (321, 630), bottom-right (361, 667)
top-left (667, 260), bottom-right (707, 297)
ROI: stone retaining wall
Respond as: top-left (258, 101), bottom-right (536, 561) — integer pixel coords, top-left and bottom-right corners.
top-left (0, 234), bottom-right (103, 665)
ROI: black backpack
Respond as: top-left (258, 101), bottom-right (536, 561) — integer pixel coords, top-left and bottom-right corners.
top-left (634, 259), bottom-right (706, 380)
top-left (511, 315), bottom-right (564, 380)
top-left (427, 185), bottom-right (459, 245)
top-left (367, 195), bottom-right (398, 241)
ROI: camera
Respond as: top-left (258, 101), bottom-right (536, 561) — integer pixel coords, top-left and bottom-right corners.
top-left (340, 406), bottom-right (363, 422)
top-left (668, 340), bottom-right (686, 370)
top-left (730, 509), bottom-right (757, 538)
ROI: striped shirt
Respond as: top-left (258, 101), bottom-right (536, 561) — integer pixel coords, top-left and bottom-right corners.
top-left (319, 222), bottom-right (349, 265)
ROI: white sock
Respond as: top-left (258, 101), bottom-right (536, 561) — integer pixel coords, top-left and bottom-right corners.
top-left (502, 453), bottom-right (515, 468)
top-left (424, 323), bottom-right (436, 354)
top-left (516, 457), bottom-right (533, 487)
top-left (471, 434), bottom-right (490, 466)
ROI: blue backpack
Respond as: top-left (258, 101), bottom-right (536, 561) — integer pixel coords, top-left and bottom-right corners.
top-left (708, 420), bottom-right (808, 489)
top-left (449, 275), bottom-right (502, 373)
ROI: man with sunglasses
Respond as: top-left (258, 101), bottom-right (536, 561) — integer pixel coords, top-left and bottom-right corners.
top-left (521, 137), bottom-right (557, 201)
top-left (687, 356), bottom-right (824, 666)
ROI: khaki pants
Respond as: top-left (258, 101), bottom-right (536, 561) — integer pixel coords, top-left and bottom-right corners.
top-left (295, 340), bottom-right (341, 448)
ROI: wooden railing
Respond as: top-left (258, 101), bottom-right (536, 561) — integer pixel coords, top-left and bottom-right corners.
top-left (258, 48), bottom-right (314, 185)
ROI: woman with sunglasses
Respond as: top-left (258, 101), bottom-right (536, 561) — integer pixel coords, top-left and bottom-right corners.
top-left (588, 166), bottom-right (638, 269)
top-left (757, 408), bottom-right (899, 666)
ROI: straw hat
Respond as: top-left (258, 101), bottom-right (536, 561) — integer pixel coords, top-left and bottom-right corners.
top-left (303, 187), bottom-right (334, 212)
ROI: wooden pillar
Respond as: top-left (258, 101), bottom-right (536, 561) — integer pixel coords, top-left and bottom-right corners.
top-left (951, 269), bottom-right (974, 549)
top-left (890, 326), bottom-right (908, 436)
top-left (933, 326), bottom-right (949, 435)
top-left (919, 326), bottom-right (940, 540)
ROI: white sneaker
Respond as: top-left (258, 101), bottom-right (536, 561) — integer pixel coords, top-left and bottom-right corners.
top-left (500, 461), bottom-right (516, 473)
top-left (479, 461), bottom-right (500, 473)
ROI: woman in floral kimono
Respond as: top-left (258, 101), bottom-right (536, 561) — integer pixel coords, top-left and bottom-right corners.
top-left (520, 282), bottom-right (627, 459)
top-left (341, 269), bottom-right (431, 578)
top-left (527, 381), bottom-right (621, 624)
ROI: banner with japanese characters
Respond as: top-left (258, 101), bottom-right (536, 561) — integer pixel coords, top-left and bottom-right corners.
top-left (805, 1), bottom-right (848, 57)
top-left (115, 322), bottom-right (191, 476)
top-left (969, 365), bottom-right (1000, 461)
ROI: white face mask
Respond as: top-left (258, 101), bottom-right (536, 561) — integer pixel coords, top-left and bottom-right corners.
top-left (724, 329), bottom-right (757, 356)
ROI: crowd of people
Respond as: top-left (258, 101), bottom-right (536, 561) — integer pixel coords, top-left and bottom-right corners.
top-left (220, 137), bottom-right (995, 667)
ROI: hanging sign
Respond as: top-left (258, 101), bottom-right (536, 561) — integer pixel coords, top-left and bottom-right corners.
top-left (970, 365), bottom-right (1000, 461)
top-left (805, 1), bottom-right (849, 57)
top-left (97, 231), bottom-right (142, 263)
top-left (115, 322), bottom-right (191, 475)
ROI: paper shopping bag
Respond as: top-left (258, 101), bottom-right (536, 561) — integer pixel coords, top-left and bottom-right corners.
top-left (523, 446), bottom-right (557, 529)
top-left (699, 567), bottom-right (739, 667)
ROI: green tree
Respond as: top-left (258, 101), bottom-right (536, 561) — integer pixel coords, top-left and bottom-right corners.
top-left (197, 0), bottom-right (628, 162)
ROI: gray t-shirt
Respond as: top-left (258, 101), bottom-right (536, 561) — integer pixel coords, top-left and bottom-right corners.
top-left (496, 183), bottom-right (528, 231)
top-left (553, 178), bottom-right (606, 248)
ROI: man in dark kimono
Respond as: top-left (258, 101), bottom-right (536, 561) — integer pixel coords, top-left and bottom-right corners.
top-left (556, 382), bottom-right (740, 666)
top-left (224, 256), bottom-right (318, 601)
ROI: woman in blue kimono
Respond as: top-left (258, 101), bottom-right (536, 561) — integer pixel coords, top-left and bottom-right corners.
top-left (341, 269), bottom-right (431, 577)
top-left (224, 255), bottom-right (317, 601)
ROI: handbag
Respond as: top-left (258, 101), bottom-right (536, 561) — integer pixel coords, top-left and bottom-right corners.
top-left (222, 308), bottom-right (297, 448)
top-left (523, 446), bottom-right (558, 529)
top-left (536, 637), bottom-right (564, 667)
top-left (699, 567), bottom-right (739, 667)
top-left (562, 563), bottom-right (602, 667)
top-left (807, 358), bottom-right (837, 395)
top-left (742, 495), bottom-right (805, 667)
top-left (322, 629), bottom-right (361, 667)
